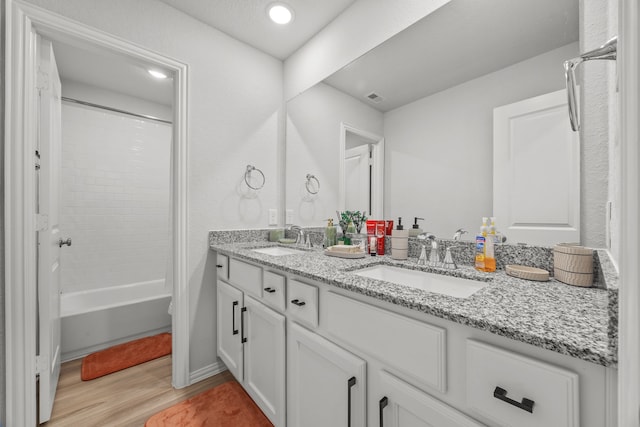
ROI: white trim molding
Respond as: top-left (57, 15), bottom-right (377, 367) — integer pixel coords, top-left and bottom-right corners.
top-left (4, 2), bottom-right (190, 425)
top-left (338, 122), bottom-right (385, 219)
top-left (618, 0), bottom-right (640, 425)
top-left (189, 361), bottom-right (228, 384)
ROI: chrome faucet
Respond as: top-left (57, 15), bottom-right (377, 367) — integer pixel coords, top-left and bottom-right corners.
top-left (288, 225), bottom-right (305, 244)
top-left (452, 228), bottom-right (467, 241)
top-left (417, 233), bottom-right (438, 266)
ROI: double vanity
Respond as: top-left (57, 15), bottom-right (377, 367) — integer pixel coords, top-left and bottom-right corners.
top-left (209, 230), bottom-right (617, 427)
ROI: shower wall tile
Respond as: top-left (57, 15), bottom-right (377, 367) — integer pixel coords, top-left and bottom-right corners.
top-left (60, 104), bottom-right (172, 293)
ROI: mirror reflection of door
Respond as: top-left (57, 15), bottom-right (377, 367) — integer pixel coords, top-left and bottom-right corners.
top-left (344, 144), bottom-right (371, 213)
top-left (341, 125), bottom-right (384, 218)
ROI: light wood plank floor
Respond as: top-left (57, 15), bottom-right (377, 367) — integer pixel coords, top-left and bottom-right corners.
top-left (43, 356), bottom-right (234, 427)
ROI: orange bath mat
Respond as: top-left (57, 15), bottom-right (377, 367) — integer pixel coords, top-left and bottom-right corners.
top-left (81, 332), bottom-right (172, 380)
top-left (145, 381), bottom-right (273, 427)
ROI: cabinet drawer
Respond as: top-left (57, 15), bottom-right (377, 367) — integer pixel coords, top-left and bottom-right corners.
top-left (262, 270), bottom-right (286, 312)
top-left (216, 254), bottom-right (229, 279)
top-left (287, 279), bottom-right (318, 328)
top-left (466, 339), bottom-right (579, 427)
top-left (325, 292), bottom-right (446, 393)
top-left (229, 258), bottom-right (262, 298)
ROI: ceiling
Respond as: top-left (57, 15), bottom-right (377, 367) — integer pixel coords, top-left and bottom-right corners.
top-left (324, 0), bottom-right (579, 112)
top-left (51, 0), bottom-right (578, 112)
top-left (51, 0), bottom-right (357, 106)
top-left (156, 0), bottom-right (357, 60)
top-left (52, 40), bottom-right (174, 106)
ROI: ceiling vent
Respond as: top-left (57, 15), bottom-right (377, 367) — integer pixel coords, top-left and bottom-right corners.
top-left (366, 92), bottom-right (384, 103)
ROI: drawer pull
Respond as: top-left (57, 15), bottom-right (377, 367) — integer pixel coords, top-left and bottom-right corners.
top-left (347, 376), bottom-right (356, 427)
top-left (232, 301), bottom-right (239, 335)
top-left (264, 287), bottom-right (276, 293)
top-left (240, 307), bottom-right (247, 343)
top-left (493, 386), bottom-right (534, 413)
top-left (291, 299), bottom-right (306, 307)
top-left (379, 396), bottom-right (388, 427)
top-left (216, 264), bottom-right (223, 268)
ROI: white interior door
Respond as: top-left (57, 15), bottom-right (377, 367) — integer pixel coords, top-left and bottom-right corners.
top-left (344, 145), bottom-right (370, 213)
top-left (493, 89), bottom-right (580, 246)
top-left (36, 36), bottom-right (63, 423)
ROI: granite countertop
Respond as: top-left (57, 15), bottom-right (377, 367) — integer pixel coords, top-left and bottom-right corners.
top-left (210, 239), bottom-right (617, 368)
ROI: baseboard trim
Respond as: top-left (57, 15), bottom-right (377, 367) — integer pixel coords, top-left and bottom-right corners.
top-left (189, 360), bottom-right (228, 384)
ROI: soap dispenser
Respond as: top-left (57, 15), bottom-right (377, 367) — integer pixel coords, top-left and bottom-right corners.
top-left (324, 218), bottom-right (337, 247)
top-left (391, 217), bottom-right (409, 260)
top-left (408, 217), bottom-right (424, 237)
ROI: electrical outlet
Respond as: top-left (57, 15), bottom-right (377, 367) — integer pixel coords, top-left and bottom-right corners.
top-left (268, 209), bottom-right (278, 226)
top-left (286, 209), bottom-right (294, 225)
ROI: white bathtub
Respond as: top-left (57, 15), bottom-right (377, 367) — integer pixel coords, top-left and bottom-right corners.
top-left (60, 280), bottom-right (172, 362)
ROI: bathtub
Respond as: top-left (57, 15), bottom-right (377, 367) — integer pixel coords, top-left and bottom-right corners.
top-left (60, 280), bottom-right (172, 362)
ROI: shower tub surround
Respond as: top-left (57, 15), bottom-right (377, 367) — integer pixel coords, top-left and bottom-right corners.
top-left (209, 228), bottom-right (617, 367)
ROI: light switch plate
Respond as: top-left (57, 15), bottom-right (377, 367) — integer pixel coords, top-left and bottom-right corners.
top-left (268, 209), bottom-right (278, 226)
top-left (286, 209), bottom-right (294, 225)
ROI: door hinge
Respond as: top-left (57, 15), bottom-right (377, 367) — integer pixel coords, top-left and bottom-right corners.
top-left (36, 214), bottom-right (48, 231)
top-left (35, 150), bottom-right (41, 170)
top-left (35, 354), bottom-right (48, 375)
top-left (36, 68), bottom-right (49, 91)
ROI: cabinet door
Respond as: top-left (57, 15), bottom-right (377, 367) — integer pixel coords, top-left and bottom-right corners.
top-left (217, 280), bottom-right (244, 381)
top-left (244, 295), bottom-right (286, 427)
top-left (288, 322), bottom-right (366, 427)
top-left (377, 370), bottom-right (483, 427)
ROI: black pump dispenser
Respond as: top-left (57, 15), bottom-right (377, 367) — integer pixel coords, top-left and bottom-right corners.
top-left (413, 217), bottom-right (424, 229)
top-left (396, 217), bottom-right (404, 230)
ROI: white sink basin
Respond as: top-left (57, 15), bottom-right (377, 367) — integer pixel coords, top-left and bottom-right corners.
top-left (251, 246), bottom-right (306, 256)
top-left (353, 265), bottom-right (489, 298)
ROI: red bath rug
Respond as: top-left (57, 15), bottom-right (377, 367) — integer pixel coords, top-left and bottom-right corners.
top-left (144, 380), bottom-right (273, 427)
top-left (81, 332), bottom-right (172, 380)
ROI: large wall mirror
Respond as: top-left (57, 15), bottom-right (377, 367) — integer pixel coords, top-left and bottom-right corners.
top-left (285, 0), bottom-right (580, 243)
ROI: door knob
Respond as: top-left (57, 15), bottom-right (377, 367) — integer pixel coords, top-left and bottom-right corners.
top-left (58, 238), bottom-right (72, 247)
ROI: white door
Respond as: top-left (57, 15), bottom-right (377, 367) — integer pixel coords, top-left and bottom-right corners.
top-left (493, 89), bottom-right (580, 246)
top-left (377, 370), bottom-right (483, 427)
top-left (345, 145), bottom-right (371, 213)
top-left (243, 295), bottom-right (286, 427)
top-left (36, 36), bottom-right (63, 423)
top-left (216, 280), bottom-right (244, 380)
top-left (288, 322), bottom-right (366, 427)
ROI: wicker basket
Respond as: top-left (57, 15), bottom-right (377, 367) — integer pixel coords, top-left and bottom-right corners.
top-left (553, 243), bottom-right (593, 287)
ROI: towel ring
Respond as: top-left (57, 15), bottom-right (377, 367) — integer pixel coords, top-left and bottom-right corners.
top-left (305, 174), bottom-right (320, 194)
top-left (245, 165), bottom-right (265, 190)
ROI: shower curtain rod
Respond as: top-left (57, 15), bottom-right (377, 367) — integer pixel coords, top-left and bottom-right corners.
top-left (61, 96), bottom-right (173, 125)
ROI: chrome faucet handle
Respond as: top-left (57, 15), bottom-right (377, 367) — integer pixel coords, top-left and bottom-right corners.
top-left (453, 229), bottom-right (467, 241)
top-left (441, 246), bottom-right (457, 269)
top-left (304, 233), bottom-right (312, 248)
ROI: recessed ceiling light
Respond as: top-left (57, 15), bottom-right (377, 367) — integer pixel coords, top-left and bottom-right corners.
top-left (268, 3), bottom-right (294, 25)
top-left (148, 69), bottom-right (168, 79)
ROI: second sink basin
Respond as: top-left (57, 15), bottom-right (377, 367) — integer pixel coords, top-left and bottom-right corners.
top-left (251, 246), bottom-right (306, 256)
top-left (353, 265), bottom-right (489, 298)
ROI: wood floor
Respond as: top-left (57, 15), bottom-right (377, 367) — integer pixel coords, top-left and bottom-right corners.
top-left (43, 356), bottom-right (234, 427)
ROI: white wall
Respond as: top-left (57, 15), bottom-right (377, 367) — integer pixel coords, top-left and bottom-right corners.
top-left (60, 101), bottom-right (171, 293)
top-left (579, 0), bottom-right (613, 251)
top-left (579, 0), bottom-right (619, 258)
top-left (384, 43), bottom-right (579, 239)
top-left (284, 0), bottom-right (450, 100)
top-left (286, 82), bottom-right (383, 226)
top-left (25, 0), bottom-right (283, 374)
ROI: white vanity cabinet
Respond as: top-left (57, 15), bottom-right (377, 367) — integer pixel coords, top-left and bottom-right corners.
top-left (214, 252), bottom-right (614, 427)
top-left (287, 322), bottom-right (366, 427)
top-left (216, 259), bottom-right (286, 427)
top-left (375, 370), bottom-right (483, 427)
